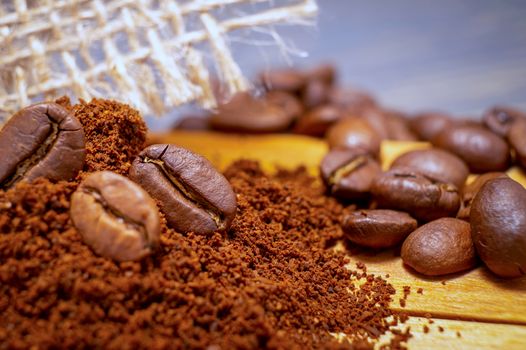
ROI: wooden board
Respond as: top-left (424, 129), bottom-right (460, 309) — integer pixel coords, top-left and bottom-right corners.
top-left (151, 131), bottom-right (526, 349)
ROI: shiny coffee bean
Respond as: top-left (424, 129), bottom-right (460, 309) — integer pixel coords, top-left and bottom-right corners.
top-left (293, 105), bottom-right (343, 137)
top-left (305, 63), bottom-right (336, 86)
top-left (70, 171), bottom-right (161, 262)
top-left (470, 177), bottom-right (526, 278)
top-left (410, 112), bottom-right (453, 141)
top-left (457, 172), bottom-right (507, 220)
top-left (265, 91), bottom-right (303, 121)
top-left (210, 92), bottom-right (296, 133)
top-left (383, 110), bottom-right (419, 141)
top-left (371, 167), bottom-right (460, 222)
top-left (433, 124), bottom-right (510, 173)
top-left (328, 87), bottom-right (376, 116)
top-left (302, 79), bottom-right (330, 109)
top-left (326, 118), bottom-right (382, 156)
top-left (483, 106), bottom-right (526, 137)
top-left (129, 144), bottom-right (237, 235)
top-left (260, 68), bottom-right (306, 93)
top-left (343, 209), bottom-right (417, 248)
top-left (401, 218), bottom-right (477, 276)
top-left (320, 148), bottom-right (381, 200)
top-left (0, 102), bottom-right (85, 189)
top-left (390, 149), bottom-right (469, 190)
top-left (508, 119), bottom-right (526, 170)
top-left (360, 108), bottom-right (390, 140)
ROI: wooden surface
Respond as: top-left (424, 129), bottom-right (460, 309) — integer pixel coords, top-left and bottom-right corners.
top-left (151, 131), bottom-right (526, 349)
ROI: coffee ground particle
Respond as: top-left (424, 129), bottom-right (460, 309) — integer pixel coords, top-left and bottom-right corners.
top-left (417, 288), bottom-right (423, 295)
top-left (438, 326), bottom-right (444, 333)
top-left (456, 331), bottom-right (462, 338)
top-left (1, 99), bottom-right (411, 349)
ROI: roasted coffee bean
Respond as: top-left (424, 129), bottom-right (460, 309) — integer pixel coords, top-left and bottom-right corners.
top-left (210, 92), bottom-right (296, 133)
top-left (129, 144), bottom-right (237, 235)
top-left (390, 149), bottom-right (469, 190)
top-left (470, 177), bottom-right (526, 278)
top-left (320, 148), bottom-right (381, 200)
top-left (457, 172), bottom-right (507, 220)
top-left (260, 68), bottom-right (306, 93)
top-left (360, 108), bottom-right (390, 140)
top-left (483, 106), bottom-right (526, 137)
top-left (293, 105), bottom-right (343, 137)
top-left (305, 63), bottom-right (336, 86)
top-left (371, 167), bottom-right (460, 222)
top-left (401, 218), bottom-right (477, 276)
top-left (175, 116), bottom-right (210, 131)
top-left (326, 118), bottom-right (382, 156)
top-left (508, 118), bottom-right (526, 170)
top-left (0, 102), bottom-right (85, 189)
top-left (328, 87), bottom-right (376, 116)
top-left (70, 171), bottom-right (160, 262)
top-left (343, 209), bottom-right (417, 248)
top-left (383, 110), bottom-right (419, 141)
top-left (410, 112), bottom-right (453, 141)
top-left (266, 91), bottom-right (303, 121)
top-left (302, 79), bottom-right (330, 109)
top-left (433, 124), bottom-right (510, 173)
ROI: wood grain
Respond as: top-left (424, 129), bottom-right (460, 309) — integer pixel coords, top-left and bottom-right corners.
top-left (151, 131), bottom-right (526, 348)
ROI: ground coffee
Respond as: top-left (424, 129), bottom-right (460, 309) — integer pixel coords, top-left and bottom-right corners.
top-left (0, 99), bottom-right (409, 349)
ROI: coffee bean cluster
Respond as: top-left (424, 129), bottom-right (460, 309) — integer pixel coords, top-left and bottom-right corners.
top-left (0, 103), bottom-right (237, 262)
top-left (178, 64), bottom-right (526, 279)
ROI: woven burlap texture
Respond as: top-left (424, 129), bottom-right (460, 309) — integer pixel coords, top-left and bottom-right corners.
top-left (0, 0), bottom-right (317, 123)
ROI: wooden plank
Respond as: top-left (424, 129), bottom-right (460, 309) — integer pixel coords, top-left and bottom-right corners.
top-left (151, 131), bottom-right (526, 326)
top-left (382, 317), bottom-right (526, 350)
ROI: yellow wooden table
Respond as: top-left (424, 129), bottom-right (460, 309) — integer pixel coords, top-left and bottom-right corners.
top-left (151, 131), bottom-right (526, 349)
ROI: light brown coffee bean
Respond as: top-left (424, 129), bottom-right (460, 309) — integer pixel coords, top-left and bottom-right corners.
top-left (343, 209), bottom-right (417, 248)
top-left (401, 218), bottom-right (477, 276)
top-left (470, 177), bottom-right (526, 278)
top-left (71, 171), bottom-right (161, 262)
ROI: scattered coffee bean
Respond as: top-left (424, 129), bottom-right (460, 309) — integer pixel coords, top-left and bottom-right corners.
top-left (384, 110), bottom-right (419, 141)
top-left (371, 167), bottom-right (460, 222)
top-left (305, 63), bottom-right (336, 86)
top-left (470, 177), bottom-right (526, 278)
top-left (260, 68), bottom-right (306, 93)
top-left (508, 118), bottom-right (526, 170)
top-left (265, 91), bottom-right (303, 121)
top-left (343, 209), bottom-right (417, 248)
top-left (326, 118), bottom-right (382, 156)
top-left (390, 149), bottom-right (469, 190)
top-left (401, 218), bottom-right (477, 276)
top-left (410, 112), bottom-right (453, 141)
top-left (320, 148), bottom-right (381, 200)
top-left (432, 124), bottom-right (510, 173)
top-left (328, 87), bottom-right (376, 116)
top-left (360, 108), bottom-right (390, 140)
top-left (302, 79), bottom-right (330, 109)
top-left (210, 92), bottom-right (296, 133)
top-left (483, 106), bottom-right (526, 137)
top-left (0, 102), bottom-right (85, 189)
top-left (457, 172), bottom-right (507, 220)
top-left (293, 105), bottom-right (343, 137)
top-left (129, 144), bottom-right (237, 235)
top-left (70, 171), bottom-right (160, 262)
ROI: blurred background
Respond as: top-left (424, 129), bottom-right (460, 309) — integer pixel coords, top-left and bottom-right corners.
top-left (150, 0), bottom-right (526, 129)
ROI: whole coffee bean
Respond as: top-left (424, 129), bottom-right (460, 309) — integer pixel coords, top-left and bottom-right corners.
top-left (293, 105), bottom-right (343, 137)
top-left (326, 118), bottom-right (382, 156)
top-left (457, 172), bottom-right (507, 220)
top-left (260, 68), bottom-right (306, 93)
top-left (320, 148), bottom-right (381, 200)
top-left (266, 91), bottom-right (303, 121)
top-left (129, 144), bottom-right (237, 235)
top-left (483, 106), bottom-right (526, 137)
top-left (343, 209), bottom-right (417, 248)
top-left (70, 171), bottom-right (161, 262)
top-left (401, 218), bottom-right (477, 276)
top-left (390, 149), bottom-right (469, 190)
top-left (360, 108), bottom-right (390, 140)
top-left (0, 102), bottom-right (85, 189)
top-left (410, 112), bottom-right (453, 141)
top-left (328, 87), bottom-right (376, 116)
top-left (306, 63), bottom-right (336, 85)
top-left (175, 116), bottom-right (210, 131)
top-left (433, 124), bottom-right (510, 173)
top-left (508, 118), bottom-right (526, 170)
top-left (383, 110), bottom-right (419, 141)
top-left (209, 92), bottom-right (295, 133)
top-left (470, 177), bottom-right (526, 278)
top-left (302, 79), bottom-right (330, 109)
top-left (371, 167), bottom-right (460, 222)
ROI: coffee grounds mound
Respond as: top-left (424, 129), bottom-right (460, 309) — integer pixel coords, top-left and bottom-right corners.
top-left (56, 96), bottom-right (147, 175)
top-left (0, 100), bottom-right (409, 349)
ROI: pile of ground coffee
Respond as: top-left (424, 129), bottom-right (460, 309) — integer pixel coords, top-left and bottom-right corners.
top-left (0, 100), bottom-right (408, 349)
